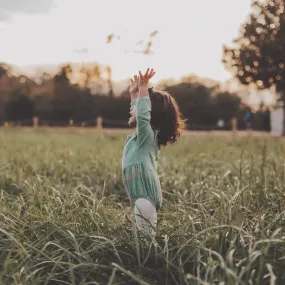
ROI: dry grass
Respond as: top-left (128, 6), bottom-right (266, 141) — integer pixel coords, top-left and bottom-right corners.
top-left (0, 128), bottom-right (284, 285)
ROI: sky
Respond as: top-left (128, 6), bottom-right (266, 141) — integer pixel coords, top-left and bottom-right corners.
top-left (0, 0), bottom-right (253, 83)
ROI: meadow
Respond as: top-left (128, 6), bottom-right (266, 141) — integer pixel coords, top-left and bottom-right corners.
top-left (0, 128), bottom-right (285, 285)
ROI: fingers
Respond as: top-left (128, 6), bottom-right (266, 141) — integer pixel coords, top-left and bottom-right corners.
top-left (138, 68), bottom-right (155, 84)
top-left (149, 71), bottom-right (155, 79)
top-left (146, 68), bottom-right (155, 79)
top-left (131, 75), bottom-right (139, 84)
top-left (144, 68), bottom-right (150, 78)
top-left (148, 69), bottom-right (155, 79)
top-left (139, 71), bottom-right (143, 80)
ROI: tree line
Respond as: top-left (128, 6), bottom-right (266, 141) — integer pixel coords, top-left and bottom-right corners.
top-left (0, 62), bottom-right (270, 130)
top-left (2, 0), bottom-right (285, 131)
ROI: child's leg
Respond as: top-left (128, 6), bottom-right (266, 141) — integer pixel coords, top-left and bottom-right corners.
top-left (134, 198), bottom-right (157, 237)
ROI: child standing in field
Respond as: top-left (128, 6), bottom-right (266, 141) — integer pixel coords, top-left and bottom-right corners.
top-left (122, 68), bottom-right (185, 237)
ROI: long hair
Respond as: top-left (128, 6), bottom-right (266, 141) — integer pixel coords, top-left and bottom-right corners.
top-left (148, 88), bottom-right (186, 147)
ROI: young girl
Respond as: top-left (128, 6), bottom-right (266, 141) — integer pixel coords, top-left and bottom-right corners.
top-left (122, 68), bottom-right (185, 236)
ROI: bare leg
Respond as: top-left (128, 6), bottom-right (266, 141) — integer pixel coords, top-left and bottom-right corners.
top-left (134, 198), bottom-right (157, 237)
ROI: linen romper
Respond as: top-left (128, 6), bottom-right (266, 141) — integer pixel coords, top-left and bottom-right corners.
top-left (122, 97), bottom-right (162, 210)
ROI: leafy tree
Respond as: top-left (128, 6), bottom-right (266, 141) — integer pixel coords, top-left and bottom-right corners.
top-left (223, 0), bottom-right (285, 132)
top-left (0, 63), bottom-right (11, 78)
top-left (214, 91), bottom-right (241, 122)
top-left (166, 82), bottom-right (216, 128)
top-left (106, 65), bottom-right (114, 97)
top-left (52, 65), bottom-right (73, 122)
top-left (6, 92), bottom-right (34, 122)
top-left (53, 65), bottom-right (72, 95)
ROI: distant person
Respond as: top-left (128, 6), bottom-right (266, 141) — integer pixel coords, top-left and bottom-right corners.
top-left (245, 107), bottom-right (253, 132)
top-left (262, 107), bottom-right (271, 132)
top-left (122, 69), bottom-right (185, 238)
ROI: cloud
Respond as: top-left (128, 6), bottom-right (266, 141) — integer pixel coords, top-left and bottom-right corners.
top-left (0, 0), bottom-right (54, 20)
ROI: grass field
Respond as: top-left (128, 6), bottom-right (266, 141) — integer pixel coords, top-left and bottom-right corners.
top-left (0, 128), bottom-right (285, 285)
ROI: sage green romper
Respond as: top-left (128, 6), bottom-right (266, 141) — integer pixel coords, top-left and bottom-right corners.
top-left (122, 97), bottom-right (162, 210)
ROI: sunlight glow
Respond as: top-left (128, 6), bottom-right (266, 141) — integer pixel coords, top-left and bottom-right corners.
top-left (0, 0), bottom-right (252, 82)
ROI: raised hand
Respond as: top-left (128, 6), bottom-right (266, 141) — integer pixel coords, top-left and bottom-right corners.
top-left (129, 75), bottom-right (139, 101)
top-left (129, 75), bottom-right (139, 94)
top-left (138, 68), bottom-right (155, 87)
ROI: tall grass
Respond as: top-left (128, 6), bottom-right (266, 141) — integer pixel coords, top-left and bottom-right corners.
top-left (0, 128), bottom-right (284, 284)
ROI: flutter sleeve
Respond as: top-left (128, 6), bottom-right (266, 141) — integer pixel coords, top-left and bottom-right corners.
top-left (136, 97), bottom-right (154, 146)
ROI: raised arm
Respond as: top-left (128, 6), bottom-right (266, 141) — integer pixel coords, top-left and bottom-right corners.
top-left (129, 75), bottom-right (139, 102)
top-left (136, 69), bottom-right (156, 145)
top-left (138, 69), bottom-right (155, 98)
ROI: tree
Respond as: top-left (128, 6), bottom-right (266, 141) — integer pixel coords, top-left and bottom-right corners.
top-left (106, 65), bottom-right (114, 97)
top-left (166, 82), bottom-right (214, 128)
top-left (52, 65), bottom-right (73, 122)
top-left (223, 0), bottom-right (285, 133)
top-left (53, 65), bottom-right (72, 95)
top-left (0, 63), bottom-right (11, 78)
top-left (214, 91), bottom-right (241, 122)
top-left (165, 82), bottom-right (240, 130)
top-left (6, 92), bottom-right (34, 122)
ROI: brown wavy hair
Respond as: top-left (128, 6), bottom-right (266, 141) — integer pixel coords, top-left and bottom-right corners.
top-left (148, 88), bottom-right (186, 147)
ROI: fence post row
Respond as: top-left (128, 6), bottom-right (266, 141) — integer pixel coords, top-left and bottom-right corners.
top-left (33, 116), bottom-right (39, 128)
top-left (232, 117), bottom-right (237, 138)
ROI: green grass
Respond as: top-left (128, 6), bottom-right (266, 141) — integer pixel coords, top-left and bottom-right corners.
top-left (0, 128), bottom-right (285, 285)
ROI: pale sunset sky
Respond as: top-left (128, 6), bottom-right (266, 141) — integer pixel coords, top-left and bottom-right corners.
top-left (0, 0), bottom-right (253, 83)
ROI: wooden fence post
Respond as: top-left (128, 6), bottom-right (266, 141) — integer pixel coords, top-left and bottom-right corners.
top-left (33, 116), bottom-right (39, 128)
top-left (97, 116), bottom-right (103, 130)
top-left (232, 117), bottom-right (237, 138)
